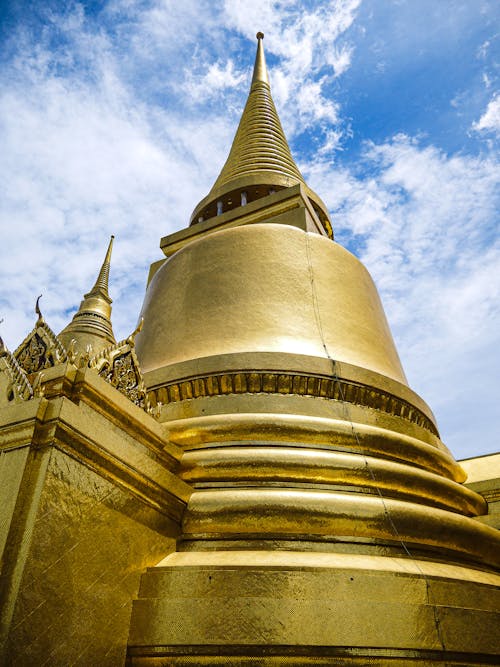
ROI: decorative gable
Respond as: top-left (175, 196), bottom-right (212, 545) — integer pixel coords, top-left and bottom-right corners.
top-left (14, 298), bottom-right (67, 375)
top-left (88, 320), bottom-right (150, 412)
top-left (0, 337), bottom-right (34, 404)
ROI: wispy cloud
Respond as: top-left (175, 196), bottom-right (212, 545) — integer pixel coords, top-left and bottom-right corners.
top-left (184, 59), bottom-right (247, 102)
top-left (0, 2), bottom-right (216, 341)
top-left (1, 0), bottom-right (360, 341)
top-left (473, 93), bottom-right (500, 136)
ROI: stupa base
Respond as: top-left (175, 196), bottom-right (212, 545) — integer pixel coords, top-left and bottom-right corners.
top-left (127, 550), bottom-right (500, 666)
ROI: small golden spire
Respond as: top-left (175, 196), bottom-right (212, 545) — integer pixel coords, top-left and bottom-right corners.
top-left (86, 235), bottom-right (114, 303)
top-left (58, 236), bottom-right (116, 355)
top-left (251, 32), bottom-right (269, 87)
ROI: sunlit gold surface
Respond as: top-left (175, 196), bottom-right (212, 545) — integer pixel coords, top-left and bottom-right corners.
top-left (0, 364), bottom-right (188, 664)
top-left (462, 453), bottom-right (500, 529)
top-left (181, 447), bottom-right (483, 514)
top-left (129, 551), bottom-right (500, 664)
top-left (252, 32), bottom-right (269, 86)
top-left (131, 214), bottom-right (500, 662)
top-left (1, 32), bottom-right (499, 667)
top-left (137, 223), bottom-right (407, 384)
top-left (129, 35), bottom-right (500, 666)
top-left (162, 185), bottom-right (329, 259)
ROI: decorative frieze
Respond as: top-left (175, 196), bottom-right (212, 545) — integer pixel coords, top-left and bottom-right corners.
top-left (148, 371), bottom-right (438, 436)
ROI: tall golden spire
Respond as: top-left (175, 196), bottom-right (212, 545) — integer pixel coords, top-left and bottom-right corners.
top-left (209, 31), bottom-right (304, 191)
top-left (58, 236), bottom-right (116, 355)
top-left (190, 33), bottom-right (331, 231)
top-left (88, 234), bottom-right (114, 301)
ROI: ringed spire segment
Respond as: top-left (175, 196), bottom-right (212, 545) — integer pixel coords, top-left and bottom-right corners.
top-left (209, 30), bottom-right (304, 191)
top-left (189, 33), bottom-right (332, 236)
top-left (87, 234), bottom-right (114, 303)
top-left (58, 235), bottom-right (116, 355)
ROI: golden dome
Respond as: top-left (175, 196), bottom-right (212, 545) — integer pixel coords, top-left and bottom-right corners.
top-left (137, 224), bottom-right (407, 386)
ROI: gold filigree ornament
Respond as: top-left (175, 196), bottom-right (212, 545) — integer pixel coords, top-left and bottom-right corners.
top-left (0, 336), bottom-right (34, 404)
top-left (14, 296), bottom-right (68, 374)
top-left (88, 319), bottom-right (150, 412)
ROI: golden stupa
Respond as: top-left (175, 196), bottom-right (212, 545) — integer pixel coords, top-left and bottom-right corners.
top-left (58, 235), bottom-right (116, 357)
top-left (0, 34), bottom-right (499, 666)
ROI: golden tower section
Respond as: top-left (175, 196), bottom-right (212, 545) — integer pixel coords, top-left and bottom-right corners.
top-left (190, 33), bottom-right (332, 237)
top-left (129, 35), bottom-right (500, 666)
top-left (139, 224), bottom-right (407, 384)
top-left (58, 235), bottom-right (116, 356)
top-left (137, 219), bottom-right (498, 566)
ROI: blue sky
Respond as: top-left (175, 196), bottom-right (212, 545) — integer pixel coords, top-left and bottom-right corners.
top-left (0, 0), bottom-right (498, 459)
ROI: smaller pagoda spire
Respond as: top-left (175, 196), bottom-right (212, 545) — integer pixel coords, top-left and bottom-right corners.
top-left (86, 234), bottom-right (114, 303)
top-left (58, 236), bottom-right (116, 356)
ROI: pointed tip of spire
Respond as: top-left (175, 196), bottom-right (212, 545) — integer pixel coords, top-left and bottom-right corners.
top-left (189, 32), bottom-right (333, 236)
top-left (105, 234), bottom-right (114, 263)
top-left (252, 30), bottom-right (269, 87)
top-left (87, 235), bottom-right (114, 302)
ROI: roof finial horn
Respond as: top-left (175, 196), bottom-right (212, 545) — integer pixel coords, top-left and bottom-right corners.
top-left (35, 295), bottom-right (43, 323)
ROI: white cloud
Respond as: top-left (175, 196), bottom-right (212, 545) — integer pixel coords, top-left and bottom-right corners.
top-left (318, 128), bottom-right (345, 155)
top-left (184, 59), bottom-right (247, 102)
top-left (222, 0), bottom-right (360, 140)
top-left (106, 0), bottom-right (218, 56)
top-left (296, 79), bottom-right (340, 125)
top-left (328, 45), bottom-right (354, 77)
top-left (477, 39), bottom-right (490, 60)
top-left (0, 3), bottom-right (224, 347)
top-left (473, 93), bottom-right (500, 136)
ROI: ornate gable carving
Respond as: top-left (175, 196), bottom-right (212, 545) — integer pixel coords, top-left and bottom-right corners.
top-left (0, 337), bottom-right (34, 404)
top-left (5, 299), bottom-right (150, 413)
top-left (88, 320), bottom-right (150, 412)
top-left (14, 297), bottom-right (67, 375)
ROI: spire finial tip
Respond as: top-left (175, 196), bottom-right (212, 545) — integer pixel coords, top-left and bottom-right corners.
top-left (256, 32), bottom-right (264, 40)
